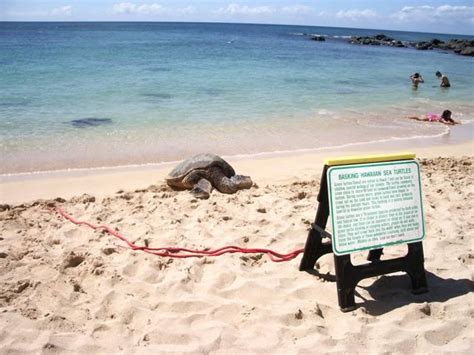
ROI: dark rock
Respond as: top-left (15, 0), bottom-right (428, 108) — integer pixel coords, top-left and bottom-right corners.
top-left (349, 34), bottom-right (405, 48)
top-left (310, 35), bottom-right (325, 41)
top-left (349, 34), bottom-right (472, 56)
top-left (415, 41), bottom-right (432, 50)
top-left (447, 39), bottom-right (460, 49)
top-left (460, 46), bottom-right (474, 56)
top-left (374, 34), bottom-right (394, 41)
top-left (431, 38), bottom-right (444, 45)
top-left (454, 44), bottom-right (464, 53)
top-left (436, 42), bottom-right (450, 50)
top-left (412, 38), bottom-right (474, 56)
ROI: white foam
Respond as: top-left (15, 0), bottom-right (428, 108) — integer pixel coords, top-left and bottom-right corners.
top-left (316, 109), bottom-right (334, 115)
top-left (225, 130), bottom-right (450, 161)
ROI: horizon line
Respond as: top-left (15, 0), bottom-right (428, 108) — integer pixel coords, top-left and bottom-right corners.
top-left (1, 20), bottom-right (473, 37)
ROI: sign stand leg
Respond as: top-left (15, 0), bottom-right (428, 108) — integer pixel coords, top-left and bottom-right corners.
top-left (334, 255), bottom-right (357, 311)
top-left (367, 248), bottom-right (383, 262)
top-left (299, 166), bottom-right (332, 271)
top-left (406, 242), bottom-right (428, 294)
top-left (333, 243), bottom-right (428, 311)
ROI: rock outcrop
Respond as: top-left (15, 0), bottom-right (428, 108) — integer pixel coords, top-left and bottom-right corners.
top-left (309, 35), bottom-right (326, 42)
top-left (349, 34), bottom-right (406, 48)
top-left (346, 33), bottom-right (474, 56)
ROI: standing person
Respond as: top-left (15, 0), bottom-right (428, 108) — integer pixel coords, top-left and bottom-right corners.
top-left (410, 73), bottom-right (424, 88)
top-left (436, 71), bottom-right (451, 87)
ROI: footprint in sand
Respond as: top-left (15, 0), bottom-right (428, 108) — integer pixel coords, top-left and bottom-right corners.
top-left (62, 252), bottom-right (85, 269)
top-left (212, 271), bottom-right (236, 289)
top-left (423, 321), bottom-right (464, 346)
top-left (122, 260), bottom-right (139, 277)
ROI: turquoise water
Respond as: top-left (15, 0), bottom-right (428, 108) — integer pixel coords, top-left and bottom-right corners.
top-left (1, 22), bottom-right (473, 174)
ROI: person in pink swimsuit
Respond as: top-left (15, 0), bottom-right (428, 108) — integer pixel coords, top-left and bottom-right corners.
top-left (408, 110), bottom-right (460, 125)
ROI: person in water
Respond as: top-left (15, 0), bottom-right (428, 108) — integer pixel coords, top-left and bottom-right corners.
top-left (408, 110), bottom-right (460, 125)
top-left (410, 72), bottom-right (424, 88)
top-left (436, 71), bottom-right (451, 87)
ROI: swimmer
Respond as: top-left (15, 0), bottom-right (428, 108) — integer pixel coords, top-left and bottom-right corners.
top-left (410, 72), bottom-right (424, 88)
top-left (407, 110), bottom-right (460, 125)
top-left (436, 71), bottom-right (451, 87)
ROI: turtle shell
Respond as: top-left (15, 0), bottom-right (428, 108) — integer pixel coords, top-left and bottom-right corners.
top-left (166, 153), bottom-right (235, 188)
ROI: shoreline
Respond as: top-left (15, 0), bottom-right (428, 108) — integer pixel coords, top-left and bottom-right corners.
top-left (1, 137), bottom-right (472, 205)
top-left (2, 103), bottom-right (473, 176)
top-left (1, 119), bottom-right (472, 179)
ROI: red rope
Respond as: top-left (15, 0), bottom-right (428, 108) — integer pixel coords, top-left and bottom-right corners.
top-left (55, 207), bottom-right (304, 262)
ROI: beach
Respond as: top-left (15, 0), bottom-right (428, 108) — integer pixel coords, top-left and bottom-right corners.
top-left (1, 141), bottom-right (473, 353)
top-left (1, 20), bottom-right (473, 354)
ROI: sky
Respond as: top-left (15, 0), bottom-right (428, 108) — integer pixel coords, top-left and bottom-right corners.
top-left (2, 1), bottom-right (474, 35)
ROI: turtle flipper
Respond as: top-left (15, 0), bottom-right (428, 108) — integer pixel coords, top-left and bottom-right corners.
top-left (191, 178), bottom-right (213, 199)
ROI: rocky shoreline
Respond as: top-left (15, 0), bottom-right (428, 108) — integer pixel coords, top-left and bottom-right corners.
top-left (305, 32), bottom-right (474, 56)
top-left (349, 34), bottom-right (474, 56)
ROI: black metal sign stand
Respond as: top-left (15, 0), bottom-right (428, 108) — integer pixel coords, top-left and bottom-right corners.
top-left (299, 165), bottom-right (428, 312)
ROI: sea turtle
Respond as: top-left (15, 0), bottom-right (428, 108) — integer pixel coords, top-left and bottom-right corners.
top-left (166, 153), bottom-right (253, 199)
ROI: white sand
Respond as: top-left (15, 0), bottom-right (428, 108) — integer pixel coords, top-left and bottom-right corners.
top-left (0, 144), bottom-right (473, 353)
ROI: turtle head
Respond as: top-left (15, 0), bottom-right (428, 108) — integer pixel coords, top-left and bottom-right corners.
top-left (230, 175), bottom-right (253, 190)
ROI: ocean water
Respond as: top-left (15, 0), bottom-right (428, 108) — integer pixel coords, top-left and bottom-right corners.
top-left (1, 22), bottom-right (473, 174)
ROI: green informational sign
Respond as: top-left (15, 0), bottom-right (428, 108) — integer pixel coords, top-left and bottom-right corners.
top-left (327, 160), bottom-right (425, 256)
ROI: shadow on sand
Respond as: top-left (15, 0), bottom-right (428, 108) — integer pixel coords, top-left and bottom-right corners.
top-left (356, 271), bottom-right (473, 315)
top-left (306, 269), bottom-right (473, 315)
